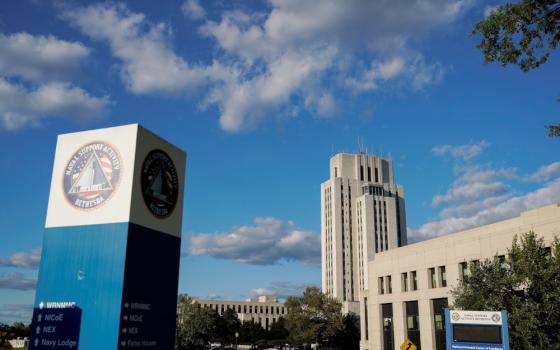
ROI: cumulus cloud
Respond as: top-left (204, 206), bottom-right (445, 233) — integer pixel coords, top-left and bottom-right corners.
top-left (484, 5), bottom-right (500, 18)
top-left (0, 304), bottom-right (33, 324)
top-left (0, 273), bottom-right (37, 291)
top-left (197, 0), bottom-right (468, 130)
top-left (207, 293), bottom-right (222, 300)
top-left (412, 178), bottom-right (560, 239)
top-left (65, 3), bottom-right (204, 94)
top-left (0, 33), bottom-right (90, 82)
top-left (432, 140), bottom-right (489, 161)
top-left (189, 217), bottom-right (320, 265)
top-left (182, 0), bottom-right (206, 20)
top-left (0, 247), bottom-right (41, 269)
top-left (0, 32), bottom-right (110, 130)
top-left (524, 161), bottom-right (560, 183)
top-left (249, 281), bottom-right (312, 299)
top-left (61, 1), bottom-right (472, 132)
top-left (0, 78), bottom-right (110, 130)
top-left (411, 142), bottom-right (560, 240)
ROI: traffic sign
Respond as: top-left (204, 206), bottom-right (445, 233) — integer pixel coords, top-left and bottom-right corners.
top-left (400, 339), bottom-right (417, 350)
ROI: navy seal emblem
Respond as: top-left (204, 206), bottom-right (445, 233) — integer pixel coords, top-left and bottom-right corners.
top-left (141, 149), bottom-right (179, 218)
top-left (63, 142), bottom-right (121, 210)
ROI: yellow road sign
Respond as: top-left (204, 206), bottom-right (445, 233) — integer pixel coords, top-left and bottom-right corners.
top-left (400, 339), bottom-right (417, 350)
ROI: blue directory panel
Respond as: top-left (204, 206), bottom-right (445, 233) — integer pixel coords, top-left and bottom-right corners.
top-left (29, 305), bottom-right (82, 349)
top-left (30, 125), bottom-right (186, 350)
top-left (445, 309), bottom-right (510, 350)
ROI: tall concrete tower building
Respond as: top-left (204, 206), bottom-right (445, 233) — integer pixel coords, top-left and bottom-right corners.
top-left (321, 153), bottom-right (407, 314)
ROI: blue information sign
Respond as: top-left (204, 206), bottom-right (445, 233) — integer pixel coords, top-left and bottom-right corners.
top-left (445, 309), bottom-right (510, 350)
top-left (29, 303), bottom-right (82, 349)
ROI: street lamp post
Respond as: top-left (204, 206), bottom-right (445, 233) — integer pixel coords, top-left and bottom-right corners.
top-left (235, 331), bottom-right (239, 350)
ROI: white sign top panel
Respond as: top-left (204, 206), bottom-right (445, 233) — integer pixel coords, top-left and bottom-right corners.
top-left (45, 124), bottom-right (138, 228)
top-left (45, 124), bottom-right (186, 237)
top-left (450, 310), bottom-right (503, 325)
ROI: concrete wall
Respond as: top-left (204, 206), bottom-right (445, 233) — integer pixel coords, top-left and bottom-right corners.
top-left (361, 204), bottom-right (560, 350)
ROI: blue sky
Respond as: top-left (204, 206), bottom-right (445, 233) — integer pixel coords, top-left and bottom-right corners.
top-left (0, 0), bottom-right (559, 324)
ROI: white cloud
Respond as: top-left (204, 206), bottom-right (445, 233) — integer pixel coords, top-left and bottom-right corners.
top-left (432, 140), bottom-right (489, 161)
top-left (524, 161), bottom-right (560, 182)
top-left (207, 293), bottom-right (222, 300)
top-left (0, 247), bottom-right (41, 269)
top-left (181, 0), bottom-right (206, 20)
top-left (189, 217), bottom-right (320, 265)
top-left (249, 281), bottom-right (312, 299)
top-left (484, 5), bottom-right (499, 18)
top-left (0, 304), bottom-right (33, 323)
top-left (0, 78), bottom-right (110, 130)
top-left (61, 1), bottom-right (472, 132)
top-left (0, 32), bottom-right (90, 83)
top-left (412, 178), bottom-right (560, 240)
top-left (204, 48), bottom-right (337, 132)
top-left (412, 142), bottom-right (560, 240)
top-left (0, 273), bottom-right (37, 291)
top-left (317, 93), bottom-right (336, 118)
top-left (65, 3), bottom-right (203, 94)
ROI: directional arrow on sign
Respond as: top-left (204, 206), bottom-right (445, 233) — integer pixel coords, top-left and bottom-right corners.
top-left (400, 339), bottom-right (417, 350)
top-left (36, 326), bottom-right (41, 334)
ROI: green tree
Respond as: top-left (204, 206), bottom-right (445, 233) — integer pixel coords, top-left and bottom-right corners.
top-left (284, 286), bottom-right (344, 347)
top-left (268, 316), bottom-right (289, 342)
top-left (214, 308), bottom-right (241, 345)
top-left (471, 0), bottom-right (560, 137)
top-left (238, 320), bottom-right (267, 345)
top-left (452, 232), bottom-right (560, 349)
top-left (176, 295), bottom-right (219, 350)
top-left (328, 313), bottom-right (360, 350)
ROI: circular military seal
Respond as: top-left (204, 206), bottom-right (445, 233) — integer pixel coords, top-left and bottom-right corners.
top-left (451, 312), bottom-right (460, 322)
top-left (141, 149), bottom-right (179, 218)
top-left (491, 313), bottom-right (501, 323)
top-left (63, 142), bottom-right (122, 210)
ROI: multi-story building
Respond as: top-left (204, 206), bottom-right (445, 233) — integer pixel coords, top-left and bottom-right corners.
top-left (360, 204), bottom-right (560, 350)
top-left (321, 152), bottom-right (407, 314)
top-left (188, 296), bottom-right (287, 330)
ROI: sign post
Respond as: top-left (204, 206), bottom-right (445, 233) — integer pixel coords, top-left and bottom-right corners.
top-left (445, 309), bottom-right (510, 350)
top-left (29, 124), bottom-right (186, 350)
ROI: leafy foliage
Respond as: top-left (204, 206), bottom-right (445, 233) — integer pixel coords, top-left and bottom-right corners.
top-left (284, 286), bottom-right (344, 346)
top-left (176, 295), bottom-right (220, 350)
top-left (472, 0), bottom-right (560, 72)
top-left (545, 124), bottom-right (560, 136)
top-left (472, 1), bottom-right (560, 137)
top-left (177, 288), bottom-right (359, 349)
top-left (452, 232), bottom-right (560, 350)
top-left (0, 322), bottom-right (30, 348)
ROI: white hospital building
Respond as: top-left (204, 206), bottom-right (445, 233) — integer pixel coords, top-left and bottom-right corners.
top-left (188, 296), bottom-right (287, 330)
top-left (320, 152), bottom-right (560, 350)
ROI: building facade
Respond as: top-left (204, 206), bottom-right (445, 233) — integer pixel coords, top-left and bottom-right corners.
top-left (360, 204), bottom-right (560, 350)
top-left (321, 153), bottom-right (407, 314)
top-left (190, 296), bottom-right (287, 330)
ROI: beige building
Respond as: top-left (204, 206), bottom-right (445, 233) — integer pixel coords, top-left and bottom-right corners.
top-left (190, 296), bottom-right (287, 330)
top-left (321, 153), bottom-right (407, 314)
top-left (360, 204), bottom-right (560, 350)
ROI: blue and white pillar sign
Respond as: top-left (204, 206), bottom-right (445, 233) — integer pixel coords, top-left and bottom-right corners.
top-left (30, 124), bottom-right (186, 350)
top-left (445, 309), bottom-right (510, 350)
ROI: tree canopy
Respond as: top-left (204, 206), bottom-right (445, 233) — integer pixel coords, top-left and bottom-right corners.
top-left (284, 286), bottom-right (359, 349)
top-left (452, 232), bottom-right (560, 349)
top-left (176, 289), bottom-right (360, 349)
top-left (472, 0), bottom-right (560, 137)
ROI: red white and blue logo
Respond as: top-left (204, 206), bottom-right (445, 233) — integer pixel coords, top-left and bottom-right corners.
top-left (63, 142), bottom-right (122, 210)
